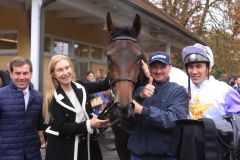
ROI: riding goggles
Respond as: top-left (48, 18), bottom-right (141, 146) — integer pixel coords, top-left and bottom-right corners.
top-left (184, 53), bottom-right (210, 64)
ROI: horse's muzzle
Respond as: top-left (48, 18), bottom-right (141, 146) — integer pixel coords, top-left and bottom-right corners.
top-left (113, 102), bottom-right (135, 118)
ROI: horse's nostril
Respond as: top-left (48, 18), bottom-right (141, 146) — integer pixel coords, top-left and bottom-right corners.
top-left (113, 102), bottom-right (135, 118)
top-left (113, 102), bottom-right (122, 115)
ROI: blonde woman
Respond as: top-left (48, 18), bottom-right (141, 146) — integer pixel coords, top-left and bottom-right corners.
top-left (43, 55), bottom-right (109, 160)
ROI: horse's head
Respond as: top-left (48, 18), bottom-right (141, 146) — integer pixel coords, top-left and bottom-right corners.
top-left (105, 12), bottom-right (144, 119)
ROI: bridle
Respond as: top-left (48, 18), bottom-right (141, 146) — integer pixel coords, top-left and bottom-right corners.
top-left (111, 36), bottom-right (137, 42)
top-left (107, 36), bottom-right (143, 89)
top-left (98, 35), bottom-right (143, 130)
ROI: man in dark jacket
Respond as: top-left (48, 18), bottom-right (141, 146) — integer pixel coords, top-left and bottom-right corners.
top-left (128, 51), bottom-right (189, 160)
top-left (0, 57), bottom-right (44, 160)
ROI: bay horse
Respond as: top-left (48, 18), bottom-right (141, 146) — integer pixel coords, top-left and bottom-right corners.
top-left (98, 13), bottom-right (147, 160)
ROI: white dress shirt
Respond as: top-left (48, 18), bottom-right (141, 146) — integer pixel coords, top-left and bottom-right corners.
top-left (22, 86), bottom-right (29, 111)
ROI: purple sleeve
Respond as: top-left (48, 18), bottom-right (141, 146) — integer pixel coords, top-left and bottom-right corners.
top-left (225, 88), bottom-right (240, 114)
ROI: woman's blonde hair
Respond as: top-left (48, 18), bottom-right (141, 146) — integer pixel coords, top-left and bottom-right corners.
top-left (43, 54), bottom-right (75, 123)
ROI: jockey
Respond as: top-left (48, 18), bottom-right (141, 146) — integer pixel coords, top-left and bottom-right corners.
top-left (182, 43), bottom-right (240, 119)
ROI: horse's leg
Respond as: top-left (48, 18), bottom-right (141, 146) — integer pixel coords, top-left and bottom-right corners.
top-left (111, 125), bottom-right (130, 160)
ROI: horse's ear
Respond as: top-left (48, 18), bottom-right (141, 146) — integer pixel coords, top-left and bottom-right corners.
top-left (132, 14), bottom-right (141, 36)
top-left (106, 12), bottom-right (116, 34)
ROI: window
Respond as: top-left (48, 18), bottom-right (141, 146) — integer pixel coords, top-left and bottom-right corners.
top-left (74, 43), bottom-right (89, 58)
top-left (44, 37), bottom-right (51, 53)
top-left (0, 31), bottom-right (18, 55)
top-left (91, 46), bottom-right (103, 60)
top-left (53, 39), bottom-right (69, 55)
top-left (43, 35), bottom-right (106, 77)
top-left (75, 61), bottom-right (88, 81)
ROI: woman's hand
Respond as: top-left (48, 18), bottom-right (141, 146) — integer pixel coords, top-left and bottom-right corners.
top-left (90, 116), bottom-right (109, 128)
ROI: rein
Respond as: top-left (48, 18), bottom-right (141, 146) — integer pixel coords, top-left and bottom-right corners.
top-left (98, 99), bottom-right (114, 120)
top-left (98, 99), bottom-right (122, 130)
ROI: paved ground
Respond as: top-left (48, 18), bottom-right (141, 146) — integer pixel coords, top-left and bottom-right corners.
top-left (98, 128), bottom-right (120, 160)
top-left (41, 128), bottom-right (119, 160)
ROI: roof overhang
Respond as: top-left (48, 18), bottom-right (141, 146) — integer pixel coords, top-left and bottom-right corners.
top-left (0, 0), bottom-right (204, 52)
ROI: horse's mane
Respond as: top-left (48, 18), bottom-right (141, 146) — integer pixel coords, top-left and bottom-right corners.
top-left (110, 26), bottom-right (139, 40)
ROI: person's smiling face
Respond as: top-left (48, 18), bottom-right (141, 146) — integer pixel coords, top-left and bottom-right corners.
top-left (187, 62), bottom-right (211, 85)
top-left (53, 59), bottom-right (73, 87)
top-left (10, 64), bottom-right (32, 90)
top-left (149, 61), bottom-right (171, 83)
